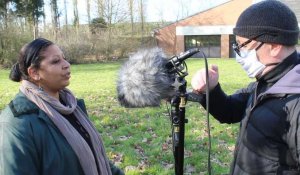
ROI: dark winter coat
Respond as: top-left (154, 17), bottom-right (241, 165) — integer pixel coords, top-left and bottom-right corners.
top-left (0, 92), bottom-right (123, 175)
top-left (201, 51), bottom-right (300, 174)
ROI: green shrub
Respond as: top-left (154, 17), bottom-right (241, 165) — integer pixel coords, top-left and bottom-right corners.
top-left (0, 27), bottom-right (32, 68)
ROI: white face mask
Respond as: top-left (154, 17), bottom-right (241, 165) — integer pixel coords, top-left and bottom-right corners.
top-left (236, 49), bottom-right (266, 78)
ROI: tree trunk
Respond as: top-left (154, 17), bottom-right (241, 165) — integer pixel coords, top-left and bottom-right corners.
top-left (50, 0), bottom-right (59, 41)
top-left (87, 0), bottom-right (91, 25)
top-left (42, 5), bottom-right (46, 33)
top-left (73, 0), bottom-right (79, 35)
top-left (33, 17), bottom-right (39, 39)
top-left (107, 0), bottom-right (113, 59)
top-left (97, 0), bottom-right (104, 18)
top-left (128, 0), bottom-right (134, 37)
top-left (139, 0), bottom-right (144, 44)
top-left (2, 0), bottom-right (9, 29)
top-left (64, 0), bottom-right (68, 37)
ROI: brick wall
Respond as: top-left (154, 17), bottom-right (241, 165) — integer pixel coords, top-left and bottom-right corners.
top-left (155, 0), bottom-right (253, 57)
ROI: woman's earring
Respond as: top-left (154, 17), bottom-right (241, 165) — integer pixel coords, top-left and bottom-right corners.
top-left (38, 77), bottom-right (43, 91)
top-left (39, 85), bottom-right (43, 91)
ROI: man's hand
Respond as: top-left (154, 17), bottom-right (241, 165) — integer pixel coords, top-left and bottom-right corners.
top-left (191, 65), bottom-right (219, 93)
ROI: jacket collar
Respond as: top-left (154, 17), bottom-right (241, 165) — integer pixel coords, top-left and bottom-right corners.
top-left (265, 64), bottom-right (300, 94)
top-left (261, 51), bottom-right (300, 94)
top-left (10, 92), bottom-right (55, 127)
top-left (259, 51), bottom-right (299, 84)
top-left (10, 92), bottom-right (39, 116)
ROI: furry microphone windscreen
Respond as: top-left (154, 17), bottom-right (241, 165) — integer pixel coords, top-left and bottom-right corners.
top-left (117, 48), bottom-right (176, 107)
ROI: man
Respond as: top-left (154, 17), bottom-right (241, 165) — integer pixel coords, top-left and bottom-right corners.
top-left (191, 0), bottom-right (300, 174)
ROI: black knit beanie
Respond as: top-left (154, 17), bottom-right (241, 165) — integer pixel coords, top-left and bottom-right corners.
top-left (233, 0), bottom-right (299, 46)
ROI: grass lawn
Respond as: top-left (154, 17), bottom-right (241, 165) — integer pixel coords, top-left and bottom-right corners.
top-left (0, 58), bottom-right (252, 175)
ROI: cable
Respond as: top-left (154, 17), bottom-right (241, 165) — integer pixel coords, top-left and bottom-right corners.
top-left (166, 49), bottom-right (212, 175)
top-left (202, 50), bottom-right (212, 175)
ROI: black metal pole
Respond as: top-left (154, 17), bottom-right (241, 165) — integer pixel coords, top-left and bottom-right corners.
top-left (171, 78), bottom-right (187, 175)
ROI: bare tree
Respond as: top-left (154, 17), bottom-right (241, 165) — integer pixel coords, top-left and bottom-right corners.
top-left (107, 0), bottom-right (113, 57)
top-left (73, 0), bottom-right (79, 31)
top-left (139, 0), bottom-right (145, 43)
top-left (0, 0), bottom-right (10, 29)
top-left (94, 0), bottom-right (129, 57)
top-left (33, 14), bottom-right (38, 39)
top-left (179, 0), bottom-right (189, 20)
top-left (42, 5), bottom-right (46, 33)
top-left (87, 0), bottom-right (91, 24)
top-left (50, 0), bottom-right (59, 40)
top-left (64, 0), bottom-right (68, 27)
top-left (96, 0), bottom-right (104, 18)
top-left (128, 0), bottom-right (134, 37)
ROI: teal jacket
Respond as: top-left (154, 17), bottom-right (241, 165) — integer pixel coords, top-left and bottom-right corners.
top-left (0, 92), bottom-right (123, 175)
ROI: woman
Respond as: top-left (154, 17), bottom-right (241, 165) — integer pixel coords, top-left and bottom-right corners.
top-left (0, 38), bottom-right (123, 175)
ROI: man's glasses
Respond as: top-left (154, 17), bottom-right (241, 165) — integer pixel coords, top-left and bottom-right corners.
top-left (232, 33), bottom-right (266, 57)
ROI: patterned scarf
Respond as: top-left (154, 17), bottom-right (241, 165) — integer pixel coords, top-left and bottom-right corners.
top-left (20, 80), bottom-right (112, 175)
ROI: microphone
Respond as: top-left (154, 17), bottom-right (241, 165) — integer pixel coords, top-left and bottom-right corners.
top-left (116, 47), bottom-right (200, 107)
top-left (165, 48), bottom-right (200, 71)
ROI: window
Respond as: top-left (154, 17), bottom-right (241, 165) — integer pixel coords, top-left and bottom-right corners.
top-left (184, 35), bottom-right (221, 58)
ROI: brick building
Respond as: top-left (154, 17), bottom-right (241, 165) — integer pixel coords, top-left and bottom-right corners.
top-left (154, 0), bottom-right (300, 58)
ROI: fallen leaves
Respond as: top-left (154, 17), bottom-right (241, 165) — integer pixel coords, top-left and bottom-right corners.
top-left (109, 152), bottom-right (124, 165)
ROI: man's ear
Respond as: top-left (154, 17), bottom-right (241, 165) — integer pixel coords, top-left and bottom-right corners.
top-left (27, 66), bottom-right (40, 81)
top-left (269, 43), bottom-right (282, 57)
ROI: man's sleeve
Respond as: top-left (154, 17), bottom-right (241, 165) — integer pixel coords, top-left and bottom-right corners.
top-left (199, 83), bottom-right (252, 124)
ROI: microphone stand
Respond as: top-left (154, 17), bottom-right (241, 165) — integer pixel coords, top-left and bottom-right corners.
top-left (168, 48), bottom-right (201, 175)
top-left (171, 76), bottom-right (188, 175)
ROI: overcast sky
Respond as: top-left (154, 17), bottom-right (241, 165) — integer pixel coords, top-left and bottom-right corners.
top-left (44, 0), bottom-right (233, 24)
top-left (145, 0), bottom-right (230, 22)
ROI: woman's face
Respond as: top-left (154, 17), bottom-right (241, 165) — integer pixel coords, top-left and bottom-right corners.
top-left (37, 44), bottom-right (71, 95)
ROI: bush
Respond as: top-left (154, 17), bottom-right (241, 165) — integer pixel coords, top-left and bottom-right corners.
top-left (0, 23), bottom-right (158, 67)
top-left (0, 27), bottom-right (32, 68)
